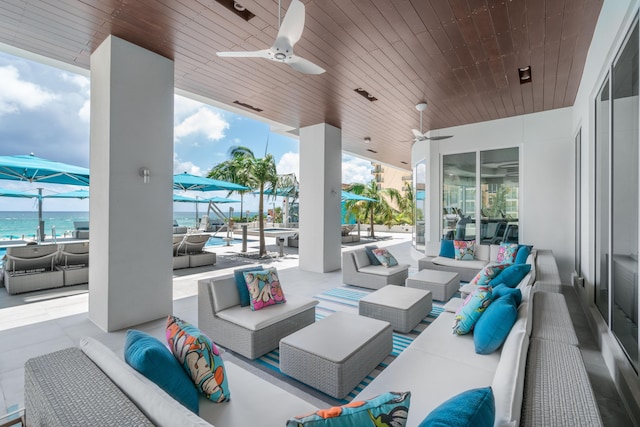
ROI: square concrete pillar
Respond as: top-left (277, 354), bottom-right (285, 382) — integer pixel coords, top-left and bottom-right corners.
top-left (299, 123), bottom-right (342, 272)
top-left (89, 36), bottom-right (174, 332)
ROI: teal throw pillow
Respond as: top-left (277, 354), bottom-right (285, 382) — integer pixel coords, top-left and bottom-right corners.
top-left (492, 284), bottom-right (522, 306)
top-left (365, 245), bottom-right (382, 265)
top-left (453, 285), bottom-right (492, 335)
top-left (493, 263), bottom-right (531, 288)
top-left (469, 263), bottom-right (509, 286)
top-left (286, 391), bottom-right (410, 426)
top-left (124, 329), bottom-right (199, 414)
top-left (515, 245), bottom-right (532, 264)
top-left (473, 294), bottom-right (519, 354)
top-left (233, 265), bottom-right (264, 306)
top-left (372, 247), bottom-right (399, 267)
top-left (166, 316), bottom-right (231, 403)
top-left (439, 240), bottom-right (455, 259)
top-left (419, 387), bottom-right (495, 427)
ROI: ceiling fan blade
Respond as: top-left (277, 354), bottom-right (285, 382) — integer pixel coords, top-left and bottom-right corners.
top-left (426, 135), bottom-right (454, 141)
top-left (216, 49), bottom-right (271, 58)
top-left (278, 0), bottom-right (305, 45)
top-left (288, 56), bottom-right (325, 74)
top-left (411, 129), bottom-right (424, 138)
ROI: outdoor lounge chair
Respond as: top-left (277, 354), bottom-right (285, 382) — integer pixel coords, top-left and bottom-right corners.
top-left (57, 242), bottom-right (89, 286)
top-left (3, 244), bottom-right (63, 294)
top-left (177, 233), bottom-right (215, 267)
top-left (172, 234), bottom-right (189, 270)
top-left (72, 221), bottom-right (89, 239)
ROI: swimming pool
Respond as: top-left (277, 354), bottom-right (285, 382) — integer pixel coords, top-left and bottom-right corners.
top-left (205, 236), bottom-right (245, 246)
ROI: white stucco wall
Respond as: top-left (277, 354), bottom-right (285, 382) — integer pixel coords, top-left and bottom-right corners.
top-left (89, 36), bottom-right (174, 332)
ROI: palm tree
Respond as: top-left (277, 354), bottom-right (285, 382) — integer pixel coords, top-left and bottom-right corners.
top-left (209, 146), bottom-right (278, 256)
top-left (208, 148), bottom-right (253, 221)
top-left (346, 180), bottom-right (400, 238)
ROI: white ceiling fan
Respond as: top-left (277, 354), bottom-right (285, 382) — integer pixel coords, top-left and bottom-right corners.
top-left (412, 102), bottom-right (453, 141)
top-left (216, 0), bottom-right (325, 75)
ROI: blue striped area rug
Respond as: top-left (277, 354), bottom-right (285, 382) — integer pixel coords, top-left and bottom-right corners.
top-left (255, 285), bottom-right (447, 405)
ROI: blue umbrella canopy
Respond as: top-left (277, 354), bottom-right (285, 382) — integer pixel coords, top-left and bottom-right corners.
top-left (44, 189), bottom-right (90, 199)
top-left (341, 191), bottom-right (377, 202)
top-left (0, 154), bottom-right (89, 186)
top-left (0, 188), bottom-right (39, 198)
top-left (173, 194), bottom-right (239, 203)
top-left (173, 172), bottom-right (248, 192)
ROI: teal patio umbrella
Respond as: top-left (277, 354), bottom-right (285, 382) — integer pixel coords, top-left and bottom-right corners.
top-left (0, 154), bottom-right (90, 241)
top-left (173, 172), bottom-right (248, 192)
top-left (0, 188), bottom-right (39, 199)
top-left (173, 194), bottom-right (240, 224)
top-left (341, 191), bottom-right (376, 202)
top-left (44, 189), bottom-right (90, 199)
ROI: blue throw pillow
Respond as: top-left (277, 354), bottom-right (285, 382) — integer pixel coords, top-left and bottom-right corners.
top-left (365, 245), bottom-right (382, 265)
top-left (515, 245), bottom-right (532, 264)
top-left (419, 387), bottom-right (495, 427)
top-left (492, 284), bottom-right (522, 306)
top-left (439, 239), bottom-right (455, 259)
top-left (473, 295), bottom-right (519, 354)
top-left (233, 265), bottom-right (264, 306)
top-left (124, 330), bottom-right (199, 414)
top-left (492, 263), bottom-right (531, 288)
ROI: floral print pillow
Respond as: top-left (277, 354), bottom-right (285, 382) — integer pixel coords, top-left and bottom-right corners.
top-left (496, 243), bottom-right (519, 264)
top-left (372, 248), bottom-right (399, 267)
top-left (452, 285), bottom-right (493, 335)
top-left (469, 263), bottom-right (509, 286)
top-left (286, 391), bottom-right (410, 426)
top-left (166, 315), bottom-right (230, 403)
top-left (453, 240), bottom-right (476, 260)
top-left (243, 267), bottom-right (287, 311)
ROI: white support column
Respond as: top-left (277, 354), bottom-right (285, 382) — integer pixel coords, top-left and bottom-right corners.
top-left (89, 36), bottom-right (174, 332)
top-left (299, 123), bottom-right (342, 272)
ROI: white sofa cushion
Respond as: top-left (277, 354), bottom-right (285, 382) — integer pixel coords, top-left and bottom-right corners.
top-left (492, 329), bottom-right (530, 427)
top-left (358, 263), bottom-right (410, 276)
top-left (431, 256), bottom-right (488, 271)
top-left (353, 250), bottom-right (371, 269)
top-left (217, 295), bottom-right (318, 331)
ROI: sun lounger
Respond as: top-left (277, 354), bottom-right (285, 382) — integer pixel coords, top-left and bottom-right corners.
top-left (3, 244), bottom-right (63, 294)
top-left (172, 234), bottom-right (189, 269)
top-left (57, 242), bottom-right (89, 286)
top-left (177, 233), bottom-right (215, 267)
top-left (73, 221), bottom-right (89, 239)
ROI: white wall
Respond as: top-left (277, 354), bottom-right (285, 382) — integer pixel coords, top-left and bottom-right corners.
top-left (89, 36), bottom-right (174, 332)
top-left (413, 108), bottom-right (575, 281)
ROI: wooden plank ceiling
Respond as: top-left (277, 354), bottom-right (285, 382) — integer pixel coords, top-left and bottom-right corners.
top-left (0, 0), bottom-right (603, 170)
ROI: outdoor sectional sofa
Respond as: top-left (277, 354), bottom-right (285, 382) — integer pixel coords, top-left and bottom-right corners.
top-left (23, 250), bottom-right (603, 426)
top-left (342, 247), bottom-right (410, 289)
top-left (419, 242), bottom-right (500, 282)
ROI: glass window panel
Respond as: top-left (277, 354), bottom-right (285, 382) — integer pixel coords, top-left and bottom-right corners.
top-left (611, 22), bottom-right (639, 369)
top-left (443, 152), bottom-right (476, 241)
top-left (480, 148), bottom-right (519, 245)
top-left (595, 76), bottom-right (610, 323)
top-left (414, 160), bottom-right (426, 252)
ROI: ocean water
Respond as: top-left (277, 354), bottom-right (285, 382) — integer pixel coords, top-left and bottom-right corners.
top-left (0, 211), bottom-right (206, 240)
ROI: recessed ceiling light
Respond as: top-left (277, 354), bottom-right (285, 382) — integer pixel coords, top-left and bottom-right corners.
top-left (518, 66), bottom-right (532, 84)
top-left (215, 0), bottom-right (255, 21)
top-left (364, 137), bottom-right (371, 143)
top-left (366, 148), bottom-right (378, 153)
top-left (233, 2), bottom-right (245, 11)
top-left (400, 161), bottom-right (408, 165)
top-left (354, 88), bottom-right (378, 102)
top-left (233, 100), bottom-right (263, 112)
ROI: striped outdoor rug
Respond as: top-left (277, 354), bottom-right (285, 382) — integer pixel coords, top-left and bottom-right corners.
top-left (255, 285), bottom-right (447, 404)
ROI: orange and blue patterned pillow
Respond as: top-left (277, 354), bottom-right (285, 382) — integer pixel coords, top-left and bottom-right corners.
top-left (496, 243), bottom-right (519, 264)
top-left (243, 267), bottom-right (287, 311)
top-left (372, 248), bottom-right (399, 267)
top-left (453, 285), bottom-right (493, 335)
top-left (453, 240), bottom-right (476, 260)
top-left (165, 315), bottom-right (230, 403)
top-left (286, 391), bottom-right (410, 426)
top-left (469, 263), bottom-right (509, 286)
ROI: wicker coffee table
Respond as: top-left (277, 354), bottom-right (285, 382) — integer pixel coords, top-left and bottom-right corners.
top-left (279, 312), bottom-right (392, 399)
top-left (359, 285), bottom-right (432, 333)
top-left (405, 269), bottom-right (460, 301)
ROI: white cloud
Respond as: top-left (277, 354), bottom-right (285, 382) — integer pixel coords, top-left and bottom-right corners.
top-left (233, 138), bottom-right (241, 144)
top-left (174, 153), bottom-right (203, 176)
top-left (62, 73), bottom-right (90, 92)
top-left (277, 152), bottom-right (299, 177)
top-left (342, 155), bottom-right (372, 184)
top-left (78, 99), bottom-right (90, 122)
top-left (0, 65), bottom-right (57, 115)
top-left (174, 107), bottom-right (229, 142)
top-left (174, 94), bottom-right (203, 120)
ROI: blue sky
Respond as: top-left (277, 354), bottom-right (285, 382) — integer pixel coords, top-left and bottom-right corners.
top-left (0, 50), bottom-right (375, 212)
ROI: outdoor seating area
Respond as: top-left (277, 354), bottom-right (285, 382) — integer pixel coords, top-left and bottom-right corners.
top-left (341, 246), bottom-right (410, 289)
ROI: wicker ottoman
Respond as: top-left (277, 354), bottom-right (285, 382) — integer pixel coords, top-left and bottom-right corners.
top-left (359, 285), bottom-right (432, 333)
top-left (405, 269), bottom-right (460, 302)
top-left (279, 312), bottom-right (392, 399)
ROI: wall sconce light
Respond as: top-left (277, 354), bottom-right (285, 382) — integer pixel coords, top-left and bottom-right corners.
top-left (139, 167), bottom-right (150, 184)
